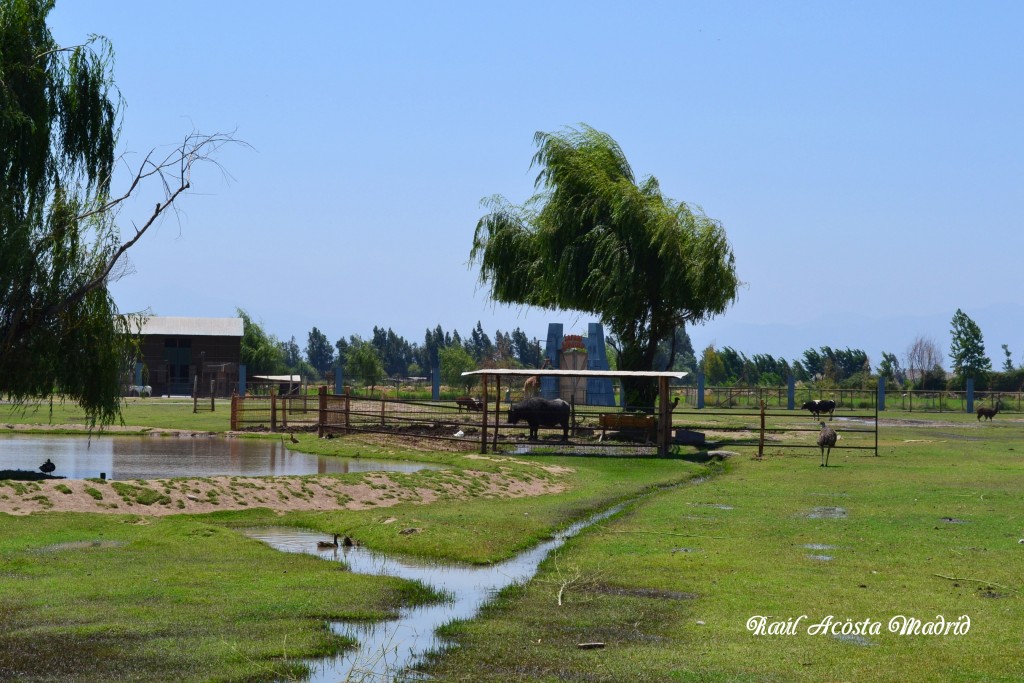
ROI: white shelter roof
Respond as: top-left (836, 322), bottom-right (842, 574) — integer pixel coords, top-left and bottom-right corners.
top-left (138, 316), bottom-right (244, 337)
top-left (462, 369), bottom-right (687, 379)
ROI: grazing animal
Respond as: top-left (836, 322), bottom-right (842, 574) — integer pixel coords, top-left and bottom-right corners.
top-left (523, 358), bottom-right (552, 398)
top-left (317, 534), bottom-right (340, 549)
top-left (802, 399), bottom-right (836, 420)
top-left (39, 459), bottom-right (56, 475)
top-left (455, 396), bottom-right (483, 412)
top-left (508, 397), bottom-right (571, 441)
top-left (977, 401), bottom-right (1000, 421)
top-left (817, 421), bottom-right (838, 467)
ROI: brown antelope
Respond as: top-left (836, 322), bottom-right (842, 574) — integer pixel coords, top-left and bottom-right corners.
top-left (523, 358), bottom-right (552, 397)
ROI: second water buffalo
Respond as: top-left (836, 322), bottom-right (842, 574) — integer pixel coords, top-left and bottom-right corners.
top-left (508, 397), bottom-right (570, 441)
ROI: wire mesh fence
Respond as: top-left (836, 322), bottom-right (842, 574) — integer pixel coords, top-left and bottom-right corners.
top-left (230, 389), bottom-right (878, 458)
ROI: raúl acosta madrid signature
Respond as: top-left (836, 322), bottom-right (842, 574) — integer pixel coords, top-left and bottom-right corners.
top-left (746, 614), bottom-right (971, 637)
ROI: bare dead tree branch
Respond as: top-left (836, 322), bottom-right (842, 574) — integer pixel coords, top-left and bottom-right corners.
top-left (17, 131), bottom-right (246, 341)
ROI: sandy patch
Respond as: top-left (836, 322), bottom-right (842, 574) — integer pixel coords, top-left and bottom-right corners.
top-left (0, 468), bottom-right (565, 517)
top-left (462, 453), bottom-right (575, 475)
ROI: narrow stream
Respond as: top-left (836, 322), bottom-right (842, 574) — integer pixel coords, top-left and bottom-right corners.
top-left (243, 504), bottom-right (624, 682)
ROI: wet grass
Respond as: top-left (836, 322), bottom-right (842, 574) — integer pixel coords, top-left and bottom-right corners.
top-left (0, 513), bottom-right (441, 683)
top-left (425, 415), bottom-right (1024, 682)
top-left (0, 439), bottom-right (706, 681)
top-left (216, 455), bottom-right (706, 564)
top-left (3, 407), bottom-right (1019, 680)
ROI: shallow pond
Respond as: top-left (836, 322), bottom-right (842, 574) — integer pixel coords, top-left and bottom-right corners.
top-left (0, 434), bottom-right (440, 480)
top-left (244, 504), bottom-right (624, 682)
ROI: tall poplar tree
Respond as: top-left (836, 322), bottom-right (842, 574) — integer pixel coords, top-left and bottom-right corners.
top-left (949, 309), bottom-right (991, 380)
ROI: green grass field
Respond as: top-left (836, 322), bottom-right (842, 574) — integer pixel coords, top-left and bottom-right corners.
top-left (425, 415), bottom-right (1024, 682)
top-left (1, 405), bottom-right (1021, 681)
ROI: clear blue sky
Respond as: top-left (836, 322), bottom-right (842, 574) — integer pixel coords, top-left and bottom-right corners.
top-left (50, 2), bottom-right (1024, 368)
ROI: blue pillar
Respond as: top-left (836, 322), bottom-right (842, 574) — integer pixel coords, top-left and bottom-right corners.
top-left (877, 376), bottom-right (886, 411)
top-left (585, 322), bottom-right (615, 406)
top-left (787, 375), bottom-right (795, 410)
top-left (697, 373), bottom-right (705, 409)
top-left (541, 323), bottom-right (563, 399)
top-left (432, 365), bottom-right (440, 401)
top-left (966, 377), bottom-right (974, 414)
top-left (334, 367), bottom-right (344, 395)
top-left (238, 364), bottom-right (246, 395)
top-left (134, 362), bottom-right (143, 386)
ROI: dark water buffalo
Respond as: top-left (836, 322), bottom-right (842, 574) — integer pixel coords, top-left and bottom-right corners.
top-left (455, 396), bottom-right (483, 412)
top-left (508, 397), bottom-right (570, 441)
top-left (801, 399), bottom-right (836, 420)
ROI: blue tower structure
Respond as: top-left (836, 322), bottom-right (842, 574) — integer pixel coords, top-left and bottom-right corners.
top-left (540, 323), bottom-right (562, 399)
top-left (585, 323), bottom-right (615, 406)
top-left (540, 322), bottom-right (615, 405)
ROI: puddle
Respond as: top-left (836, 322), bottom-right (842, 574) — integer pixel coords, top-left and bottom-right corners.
top-left (688, 503), bottom-right (734, 510)
top-left (939, 517), bottom-right (967, 524)
top-left (0, 434), bottom-right (442, 480)
top-left (806, 507), bottom-right (848, 519)
top-left (37, 540), bottom-right (126, 552)
top-left (833, 632), bottom-right (874, 646)
top-left (243, 504), bottom-right (625, 681)
top-left (806, 554), bottom-right (833, 562)
top-left (803, 543), bottom-right (836, 550)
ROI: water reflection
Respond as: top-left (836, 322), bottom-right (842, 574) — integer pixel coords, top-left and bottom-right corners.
top-left (0, 434), bottom-right (440, 480)
top-left (244, 504), bottom-right (623, 682)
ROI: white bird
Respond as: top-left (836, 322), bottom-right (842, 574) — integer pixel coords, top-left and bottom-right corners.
top-left (454, 430), bottom-right (465, 438)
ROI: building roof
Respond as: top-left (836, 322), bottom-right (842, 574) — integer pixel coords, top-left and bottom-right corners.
top-left (251, 375), bottom-right (302, 382)
top-left (138, 316), bottom-right (244, 337)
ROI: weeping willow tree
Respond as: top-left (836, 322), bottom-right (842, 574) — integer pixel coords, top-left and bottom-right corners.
top-left (1, 0), bottom-right (237, 426)
top-left (471, 125), bottom-right (739, 407)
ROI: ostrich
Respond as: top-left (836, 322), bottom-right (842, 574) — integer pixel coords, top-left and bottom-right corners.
top-left (39, 459), bottom-right (56, 476)
top-left (523, 358), bottom-right (552, 397)
top-left (817, 422), bottom-right (837, 467)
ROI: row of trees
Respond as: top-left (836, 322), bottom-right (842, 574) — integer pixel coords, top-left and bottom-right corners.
top-left (239, 310), bottom-right (546, 389)
top-left (696, 309), bottom-right (1018, 391)
top-left (699, 346), bottom-right (870, 387)
top-left (245, 305), bottom-right (1018, 393)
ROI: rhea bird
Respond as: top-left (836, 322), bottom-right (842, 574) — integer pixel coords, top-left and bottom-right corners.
top-left (817, 421), bottom-right (838, 467)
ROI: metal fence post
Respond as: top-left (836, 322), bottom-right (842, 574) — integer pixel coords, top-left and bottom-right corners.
top-left (697, 373), bottom-right (705, 409)
top-left (344, 385), bottom-right (351, 432)
top-left (318, 385), bottom-right (326, 438)
top-left (966, 378), bottom-right (974, 414)
top-left (877, 376), bottom-right (886, 411)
